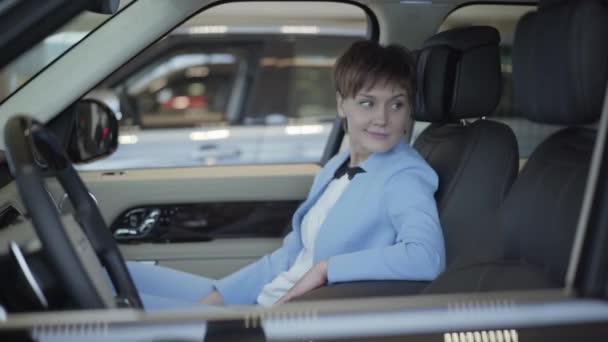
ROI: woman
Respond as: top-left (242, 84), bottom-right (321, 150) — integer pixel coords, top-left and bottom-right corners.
top-left (128, 40), bottom-right (445, 310)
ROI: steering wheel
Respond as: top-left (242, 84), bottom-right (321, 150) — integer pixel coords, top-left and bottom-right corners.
top-left (4, 115), bottom-right (143, 310)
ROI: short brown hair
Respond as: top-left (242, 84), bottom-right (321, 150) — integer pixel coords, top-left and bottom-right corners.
top-left (334, 40), bottom-right (416, 109)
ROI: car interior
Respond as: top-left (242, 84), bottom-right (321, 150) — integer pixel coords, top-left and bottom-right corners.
top-left (0, 0), bottom-right (607, 340)
top-left (426, 0), bottom-right (605, 292)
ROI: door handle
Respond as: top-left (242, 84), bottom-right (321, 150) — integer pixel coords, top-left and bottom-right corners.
top-left (114, 208), bottom-right (161, 240)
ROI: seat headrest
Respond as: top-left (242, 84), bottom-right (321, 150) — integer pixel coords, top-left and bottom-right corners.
top-left (513, 0), bottom-right (608, 124)
top-left (414, 26), bottom-right (502, 123)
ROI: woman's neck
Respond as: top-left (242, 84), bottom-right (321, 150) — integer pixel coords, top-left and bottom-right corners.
top-left (349, 151), bottom-right (370, 167)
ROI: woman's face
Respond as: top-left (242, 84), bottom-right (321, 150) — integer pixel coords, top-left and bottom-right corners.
top-left (337, 81), bottom-right (411, 164)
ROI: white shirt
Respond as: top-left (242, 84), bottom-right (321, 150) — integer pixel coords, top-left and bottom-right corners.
top-left (256, 174), bottom-right (351, 306)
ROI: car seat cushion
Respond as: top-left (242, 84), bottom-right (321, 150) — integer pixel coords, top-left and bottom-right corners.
top-left (423, 260), bottom-right (559, 294)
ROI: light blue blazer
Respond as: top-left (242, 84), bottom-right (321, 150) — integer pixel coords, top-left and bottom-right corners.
top-left (214, 138), bottom-right (446, 305)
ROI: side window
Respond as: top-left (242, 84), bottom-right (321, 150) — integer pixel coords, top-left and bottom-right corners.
top-left (411, 4), bottom-right (565, 167)
top-left (82, 2), bottom-right (368, 170)
top-left (245, 38), bottom-right (354, 125)
top-left (123, 49), bottom-right (245, 128)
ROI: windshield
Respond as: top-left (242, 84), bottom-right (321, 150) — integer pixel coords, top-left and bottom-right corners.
top-left (0, 3), bottom-right (132, 104)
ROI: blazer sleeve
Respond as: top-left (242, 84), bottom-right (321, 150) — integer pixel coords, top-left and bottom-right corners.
top-left (214, 155), bottom-right (343, 304)
top-left (326, 166), bottom-right (446, 283)
top-left (213, 229), bottom-right (300, 305)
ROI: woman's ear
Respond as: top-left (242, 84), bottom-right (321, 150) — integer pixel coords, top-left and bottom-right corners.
top-left (336, 91), bottom-right (346, 118)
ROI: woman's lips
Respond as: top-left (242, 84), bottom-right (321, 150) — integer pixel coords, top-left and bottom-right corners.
top-left (366, 130), bottom-right (389, 139)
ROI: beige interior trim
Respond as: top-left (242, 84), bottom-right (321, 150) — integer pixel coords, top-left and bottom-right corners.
top-left (47, 163), bottom-right (319, 223)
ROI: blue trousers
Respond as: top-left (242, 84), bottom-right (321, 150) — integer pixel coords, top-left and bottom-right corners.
top-left (126, 261), bottom-right (218, 311)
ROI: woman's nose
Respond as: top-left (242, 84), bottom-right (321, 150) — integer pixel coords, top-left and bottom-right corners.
top-left (372, 106), bottom-right (389, 125)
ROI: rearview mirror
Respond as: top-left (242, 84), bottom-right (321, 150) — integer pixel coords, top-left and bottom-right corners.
top-left (67, 99), bottom-right (118, 164)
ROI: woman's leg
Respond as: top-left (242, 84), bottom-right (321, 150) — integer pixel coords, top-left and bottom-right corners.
top-left (127, 261), bottom-right (216, 302)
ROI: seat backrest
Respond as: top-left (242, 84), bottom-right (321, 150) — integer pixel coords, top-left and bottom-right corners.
top-left (499, 0), bottom-right (608, 284)
top-left (413, 26), bottom-right (519, 264)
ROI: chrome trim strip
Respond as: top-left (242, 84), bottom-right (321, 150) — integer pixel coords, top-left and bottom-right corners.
top-left (9, 241), bottom-right (48, 308)
top-left (6, 299), bottom-right (608, 340)
top-left (263, 300), bottom-right (608, 340)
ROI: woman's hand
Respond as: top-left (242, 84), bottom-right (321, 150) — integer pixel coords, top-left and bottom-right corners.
top-left (200, 290), bottom-right (225, 306)
top-left (276, 260), bottom-right (328, 304)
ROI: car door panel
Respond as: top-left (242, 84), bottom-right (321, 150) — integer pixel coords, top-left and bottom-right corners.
top-left (120, 239), bottom-right (282, 279)
top-left (46, 164), bottom-right (318, 278)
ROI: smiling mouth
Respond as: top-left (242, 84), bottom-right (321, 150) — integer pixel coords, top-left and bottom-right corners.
top-left (366, 130), bottom-right (389, 138)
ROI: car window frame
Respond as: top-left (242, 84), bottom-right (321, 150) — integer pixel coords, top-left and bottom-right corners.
top-left (0, 1), bottom-right (137, 108)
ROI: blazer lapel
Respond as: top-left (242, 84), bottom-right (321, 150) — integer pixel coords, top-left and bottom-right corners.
top-left (312, 138), bottom-right (409, 261)
top-left (312, 151), bottom-right (350, 198)
top-left (292, 151), bottom-right (350, 234)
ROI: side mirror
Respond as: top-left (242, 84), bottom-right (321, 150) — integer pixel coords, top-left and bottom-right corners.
top-left (67, 99), bottom-right (119, 164)
top-left (85, 88), bottom-right (123, 121)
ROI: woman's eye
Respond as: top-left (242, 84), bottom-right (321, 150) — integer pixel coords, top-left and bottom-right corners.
top-left (359, 101), bottom-right (373, 108)
top-left (391, 102), bottom-right (404, 110)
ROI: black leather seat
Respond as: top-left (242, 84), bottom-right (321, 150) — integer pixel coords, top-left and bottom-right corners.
top-left (413, 26), bottom-right (519, 266)
top-left (425, 0), bottom-right (608, 294)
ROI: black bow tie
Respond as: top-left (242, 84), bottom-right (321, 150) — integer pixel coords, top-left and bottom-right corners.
top-left (334, 162), bottom-right (366, 180)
